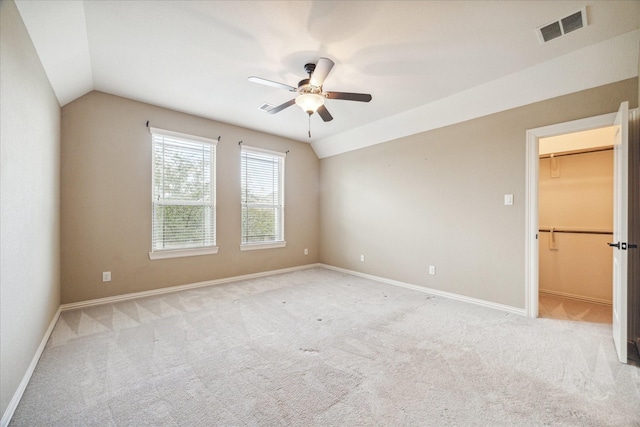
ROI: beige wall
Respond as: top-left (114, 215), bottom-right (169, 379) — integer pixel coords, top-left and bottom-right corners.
top-left (539, 150), bottom-right (613, 230)
top-left (319, 79), bottom-right (638, 309)
top-left (0, 0), bottom-right (61, 418)
top-left (61, 91), bottom-right (320, 304)
top-left (539, 150), bottom-right (613, 303)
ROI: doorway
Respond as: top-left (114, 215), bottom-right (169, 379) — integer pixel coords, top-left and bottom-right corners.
top-left (525, 111), bottom-right (618, 320)
top-left (525, 103), bottom-right (634, 364)
top-left (536, 127), bottom-right (615, 323)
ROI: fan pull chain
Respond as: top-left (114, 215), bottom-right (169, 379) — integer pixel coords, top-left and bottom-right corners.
top-left (308, 113), bottom-right (312, 138)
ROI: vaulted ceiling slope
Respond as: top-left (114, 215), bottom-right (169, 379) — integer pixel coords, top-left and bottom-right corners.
top-left (15, 1), bottom-right (640, 158)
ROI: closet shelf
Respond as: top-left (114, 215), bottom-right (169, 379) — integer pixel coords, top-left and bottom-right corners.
top-left (538, 146), bottom-right (613, 159)
top-left (538, 227), bottom-right (612, 235)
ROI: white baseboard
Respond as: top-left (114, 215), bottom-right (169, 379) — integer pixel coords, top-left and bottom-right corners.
top-left (61, 263), bottom-right (322, 311)
top-left (320, 264), bottom-right (527, 316)
top-left (1, 307), bottom-right (61, 427)
top-left (539, 289), bottom-right (612, 306)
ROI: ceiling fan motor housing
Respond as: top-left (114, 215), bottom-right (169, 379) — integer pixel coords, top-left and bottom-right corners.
top-left (297, 78), bottom-right (323, 96)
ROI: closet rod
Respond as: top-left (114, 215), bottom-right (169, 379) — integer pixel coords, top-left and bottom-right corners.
top-left (538, 228), bottom-right (612, 235)
top-left (539, 146), bottom-right (613, 159)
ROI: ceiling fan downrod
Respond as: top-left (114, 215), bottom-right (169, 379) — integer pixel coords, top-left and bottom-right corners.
top-left (304, 63), bottom-right (316, 77)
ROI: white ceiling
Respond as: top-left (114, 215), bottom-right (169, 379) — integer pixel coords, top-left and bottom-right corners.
top-left (14, 1), bottom-right (640, 158)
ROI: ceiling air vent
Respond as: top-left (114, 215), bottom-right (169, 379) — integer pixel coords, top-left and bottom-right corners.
top-left (536, 7), bottom-right (587, 43)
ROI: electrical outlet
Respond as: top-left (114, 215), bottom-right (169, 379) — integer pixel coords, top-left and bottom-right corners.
top-left (360, 255), bottom-right (365, 262)
top-left (102, 271), bottom-right (111, 282)
top-left (304, 248), bottom-right (308, 255)
top-left (429, 266), bottom-right (436, 275)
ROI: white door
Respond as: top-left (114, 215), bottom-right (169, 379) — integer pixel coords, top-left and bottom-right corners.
top-left (611, 101), bottom-right (628, 364)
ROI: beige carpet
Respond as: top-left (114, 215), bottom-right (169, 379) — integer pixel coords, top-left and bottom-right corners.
top-left (10, 268), bottom-right (640, 426)
top-left (539, 293), bottom-right (613, 324)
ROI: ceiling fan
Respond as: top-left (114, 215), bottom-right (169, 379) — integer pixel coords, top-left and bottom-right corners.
top-left (248, 57), bottom-right (372, 131)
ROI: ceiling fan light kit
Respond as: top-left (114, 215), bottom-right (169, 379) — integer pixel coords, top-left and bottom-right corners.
top-left (249, 57), bottom-right (372, 137)
top-left (295, 93), bottom-right (324, 115)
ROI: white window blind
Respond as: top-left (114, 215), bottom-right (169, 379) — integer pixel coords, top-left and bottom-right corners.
top-left (151, 128), bottom-right (217, 255)
top-left (241, 146), bottom-right (285, 246)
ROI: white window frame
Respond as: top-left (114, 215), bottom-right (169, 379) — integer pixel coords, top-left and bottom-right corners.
top-left (240, 145), bottom-right (286, 251)
top-left (149, 127), bottom-right (218, 260)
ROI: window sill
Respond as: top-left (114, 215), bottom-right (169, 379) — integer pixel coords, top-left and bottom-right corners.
top-left (149, 246), bottom-right (219, 260)
top-left (240, 241), bottom-right (286, 251)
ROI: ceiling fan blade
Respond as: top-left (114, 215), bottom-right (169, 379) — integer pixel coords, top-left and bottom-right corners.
top-left (317, 105), bottom-right (333, 122)
top-left (326, 92), bottom-right (372, 102)
top-left (248, 76), bottom-right (296, 92)
top-left (309, 57), bottom-right (334, 87)
top-left (267, 99), bottom-right (296, 114)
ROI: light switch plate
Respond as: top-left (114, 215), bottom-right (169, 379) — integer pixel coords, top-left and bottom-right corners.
top-left (504, 194), bottom-right (514, 206)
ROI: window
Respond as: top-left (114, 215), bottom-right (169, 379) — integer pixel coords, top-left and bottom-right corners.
top-left (241, 145), bottom-right (285, 250)
top-left (149, 127), bottom-right (217, 259)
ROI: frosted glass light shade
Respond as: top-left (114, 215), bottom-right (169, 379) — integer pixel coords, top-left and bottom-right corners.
top-left (295, 93), bottom-right (324, 114)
